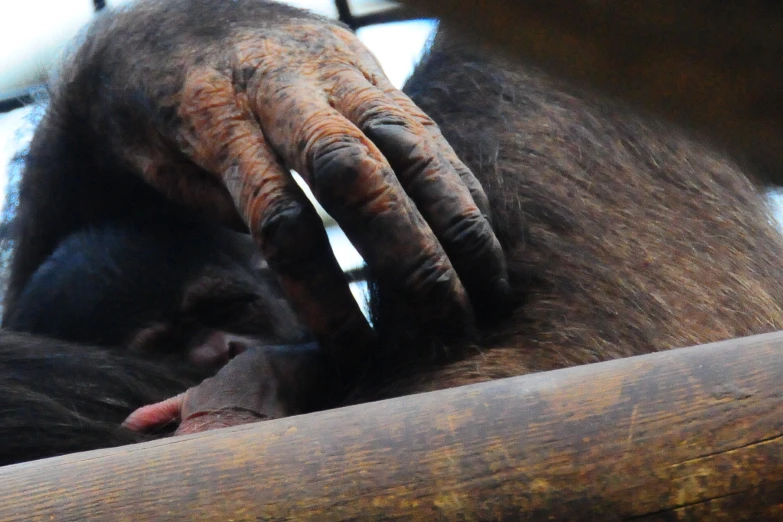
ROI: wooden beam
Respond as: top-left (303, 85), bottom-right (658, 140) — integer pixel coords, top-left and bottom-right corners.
top-left (402, 0), bottom-right (783, 182)
top-left (2, 331), bottom-right (783, 520)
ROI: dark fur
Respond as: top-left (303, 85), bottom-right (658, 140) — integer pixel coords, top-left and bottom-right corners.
top-left (2, 0), bottom-right (328, 316)
top-left (0, 217), bottom-right (309, 465)
top-left (0, 331), bottom-right (200, 464)
top-left (5, 217), bottom-right (303, 353)
top-left (3, 4), bottom-right (783, 464)
top-left (356, 32), bottom-right (783, 398)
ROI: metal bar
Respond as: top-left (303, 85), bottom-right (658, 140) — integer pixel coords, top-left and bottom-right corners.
top-left (352, 5), bottom-right (421, 29)
top-left (0, 88), bottom-right (37, 114)
top-left (334, 0), bottom-right (357, 30)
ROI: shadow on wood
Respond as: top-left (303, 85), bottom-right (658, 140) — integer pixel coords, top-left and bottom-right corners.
top-left (403, 0), bottom-right (783, 183)
top-left (2, 331), bottom-right (783, 520)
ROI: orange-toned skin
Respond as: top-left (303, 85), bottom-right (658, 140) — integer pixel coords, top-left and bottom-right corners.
top-left (6, 1), bottom-right (510, 383)
top-left (170, 25), bottom-right (507, 357)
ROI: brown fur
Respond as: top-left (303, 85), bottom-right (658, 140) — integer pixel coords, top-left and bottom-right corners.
top-left (355, 32), bottom-right (783, 398)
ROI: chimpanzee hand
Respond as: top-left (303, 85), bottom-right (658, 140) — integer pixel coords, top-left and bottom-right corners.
top-left (123, 344), bottom-right (330, 435)
top-left (76, 0), bottom-right (509, 372)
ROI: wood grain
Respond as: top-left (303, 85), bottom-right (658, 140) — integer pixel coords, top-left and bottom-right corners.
top-left (403, 0), bottom-right (783, 183)
top-left (2, 331), bottom-right (783, 520)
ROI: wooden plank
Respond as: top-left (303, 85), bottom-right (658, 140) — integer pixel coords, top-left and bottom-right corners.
top-left (403, 0), bottom-right (783, 182)
top-left (2, 331), bottom-right (783, 520)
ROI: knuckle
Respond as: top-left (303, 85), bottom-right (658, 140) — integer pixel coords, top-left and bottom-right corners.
top-left (257, 204), bottom-right (326, 274)
top-left (258, 205), bottom-right (304, 248)
top-left (442, 210), bottom-right (496, 259)
top-left (308, 133), bottom-right (407, 225)
top-left (364, 123), bottom-right (428, 171)
top-left (402, 252), bottom-right (457, 300)
top-left (310, 138), bottom-right (365, 193)
top-left (361, 104), bottom-right (410, 130)
top-left (397, 251), bottom-right (473, 326)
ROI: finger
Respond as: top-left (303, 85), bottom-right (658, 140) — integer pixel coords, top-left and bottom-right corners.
top-left (123, 393), bottom-right (185, 432)
top-left (337, 33), bottom-right (496, 223)
top-left (332, 71), bottom-right (512, 317)
top-left (251, 80), bottom-right (475, 335)
top-left (177, 68), bottom-right (374, 374)
top-left (381, 88), bottom-right (514, 317)
top-left (322, 34), bottom-right (512, 315)
top-left (385, 86), bottom-right (494, 219)
top-left (330, 37), bottom-right (498, 224)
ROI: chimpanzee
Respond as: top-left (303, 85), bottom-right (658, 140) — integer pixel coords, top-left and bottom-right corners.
top-left (5, 216), bottom-right (306, 369)
top-left (4, 0), bottom-right (783, 462)
top-left (2, 217), bottom-right (332, 455)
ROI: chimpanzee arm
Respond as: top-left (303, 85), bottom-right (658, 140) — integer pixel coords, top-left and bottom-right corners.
top-left (6, 0), bottom-right (510, 378)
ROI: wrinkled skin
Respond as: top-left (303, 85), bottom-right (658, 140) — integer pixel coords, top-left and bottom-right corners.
top-left (6, 0), bottom-right (783, 459)
top-left (126, 29), bottom-right (783, 433)
top-left (124, 344), bottom-right (330, 435)
top-left (5, 0), bottom-right (509, 381)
